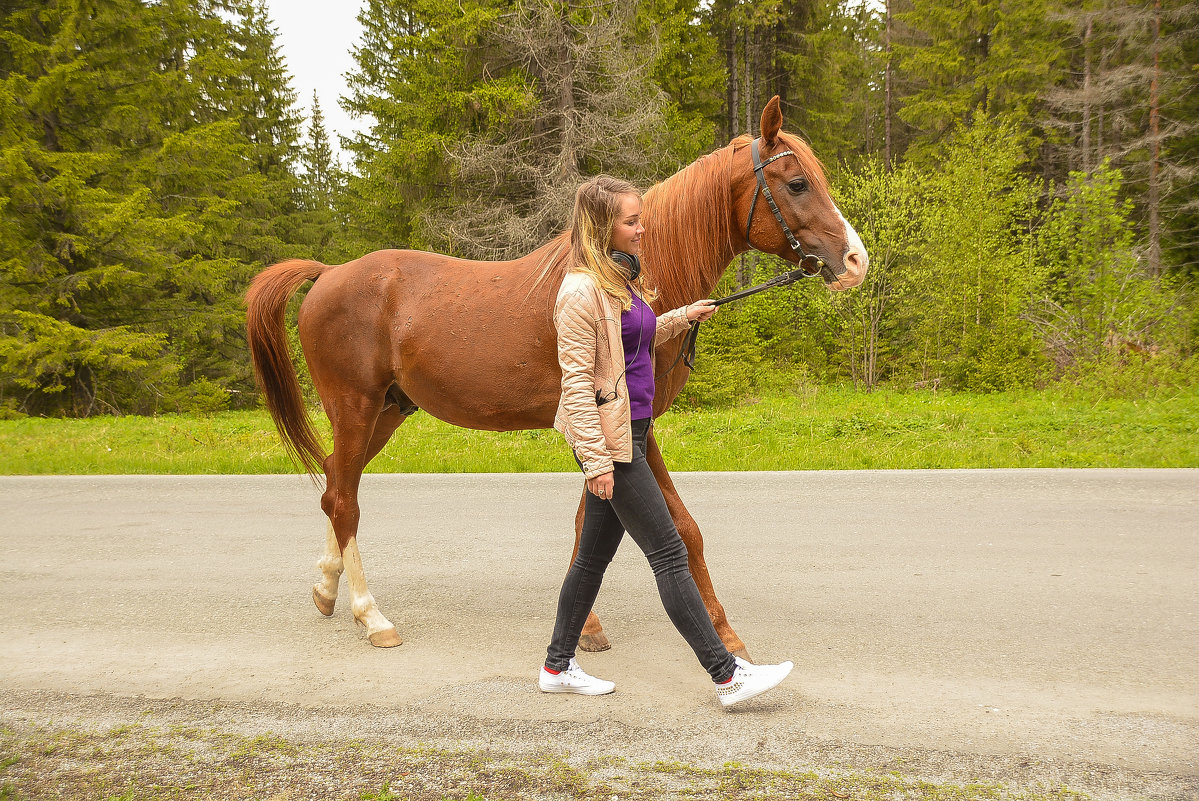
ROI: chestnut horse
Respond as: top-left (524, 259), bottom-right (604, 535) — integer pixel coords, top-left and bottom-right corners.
top-left (246, 97), bottom-right (868, 656)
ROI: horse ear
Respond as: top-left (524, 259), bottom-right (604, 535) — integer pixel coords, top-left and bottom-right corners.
top-left (760, 96), bottom-right (783, 145)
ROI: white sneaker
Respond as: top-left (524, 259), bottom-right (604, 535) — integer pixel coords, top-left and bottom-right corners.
top-left (714, 656), bottom-right (793, 708)
top-left (538, 658), bottom-right (615, 695)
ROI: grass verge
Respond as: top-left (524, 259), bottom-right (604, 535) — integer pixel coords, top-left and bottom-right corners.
top-left (0, 720), bottom-right (1090, 801)
top-left (0, 385), bottom-right (1196, 474)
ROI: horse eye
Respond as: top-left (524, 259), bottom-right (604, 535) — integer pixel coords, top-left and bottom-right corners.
top-left (788, 178), bottom-right (808, 194)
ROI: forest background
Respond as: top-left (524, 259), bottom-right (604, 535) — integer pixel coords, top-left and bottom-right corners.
top-left (1, 0), bottom-right (1197, 420)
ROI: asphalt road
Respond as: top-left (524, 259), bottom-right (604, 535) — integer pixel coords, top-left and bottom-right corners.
top-left (1, 470), bottom-right (1196, 797)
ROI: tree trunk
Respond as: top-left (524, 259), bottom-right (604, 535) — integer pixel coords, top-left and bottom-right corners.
top-left (1147, 0), bottom-right (1162, 278)
top-left (556, 9), bottom-right (579, 184)
top-left (743, 26), bottom-right (752, 135)
top-left (727, 23), bottom-right (738, 137)
top-left (1082, 14), bottom-right (1092, 173)
top-left (884, 0), bottom-right (893, 170)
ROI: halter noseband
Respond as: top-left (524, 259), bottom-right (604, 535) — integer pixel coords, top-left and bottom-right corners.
top-left (745, 138), bottom-right (845, 282)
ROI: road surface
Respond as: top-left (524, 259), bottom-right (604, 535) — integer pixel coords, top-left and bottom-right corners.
top-left (1, 470), bottom-right (1196, 798)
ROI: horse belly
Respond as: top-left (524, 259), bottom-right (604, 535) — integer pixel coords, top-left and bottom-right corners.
top-left (391, 307), bottom-right (562, 432)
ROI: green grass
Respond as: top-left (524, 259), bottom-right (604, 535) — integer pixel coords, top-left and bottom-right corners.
top-left (1, 385), bottom-right (1196, 474)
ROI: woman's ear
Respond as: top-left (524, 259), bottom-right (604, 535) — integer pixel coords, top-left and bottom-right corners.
top-left (760, 95), bottom-right (783, 145)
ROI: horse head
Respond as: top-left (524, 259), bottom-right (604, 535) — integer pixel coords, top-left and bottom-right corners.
top-left (731, 96), bottom-right (868, 291)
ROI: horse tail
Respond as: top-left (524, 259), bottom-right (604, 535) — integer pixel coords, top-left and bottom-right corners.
top-left (245, 259), bottom-right (328, 477)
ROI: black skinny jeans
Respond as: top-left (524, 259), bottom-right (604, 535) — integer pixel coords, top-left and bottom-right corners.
top-left (546, 418), bottom-right (737, 684)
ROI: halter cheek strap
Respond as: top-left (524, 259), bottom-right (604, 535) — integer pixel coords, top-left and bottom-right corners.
top-left (745, 138), bottom-right (845, 282)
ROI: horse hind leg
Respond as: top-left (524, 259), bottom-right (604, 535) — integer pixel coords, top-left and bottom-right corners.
top-left (313, 520), bottom-right (341, 616)
top-left (644, 429), bottom-right (749, 661)
top-left (311, 402), bottom-right (411, 617)
top-left (314, 399), bottom-right (412, 647)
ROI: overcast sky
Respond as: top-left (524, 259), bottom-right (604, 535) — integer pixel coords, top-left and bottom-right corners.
top-left (265, 0), bottom-right (366, 162)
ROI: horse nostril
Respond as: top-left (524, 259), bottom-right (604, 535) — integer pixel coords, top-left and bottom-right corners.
top-left (844, 248), bottom-right (867, 274)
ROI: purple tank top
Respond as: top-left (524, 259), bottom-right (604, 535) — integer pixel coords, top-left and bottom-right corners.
top-left (621, 289), bottom-right (656, 420)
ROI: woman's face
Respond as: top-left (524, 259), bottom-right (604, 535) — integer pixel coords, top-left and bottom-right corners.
top-left (610, 193), bottom-right (644, 256)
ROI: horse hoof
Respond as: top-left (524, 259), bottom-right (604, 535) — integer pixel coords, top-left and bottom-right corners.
top-left (578, 632), bottom-right (611, 652)
top-left (731, 647), bottom-right (751, 662)
top-left (369, 627), bottom-right (403, 647)
top-left (312, 586), bottom-right (336, 617)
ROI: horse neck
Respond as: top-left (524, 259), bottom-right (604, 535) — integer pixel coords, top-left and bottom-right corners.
top-left (642, 145), bottom-right (743, 311)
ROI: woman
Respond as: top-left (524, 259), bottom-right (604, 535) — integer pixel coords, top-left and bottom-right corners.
top-left (540, 175), bottom-right (793, 708)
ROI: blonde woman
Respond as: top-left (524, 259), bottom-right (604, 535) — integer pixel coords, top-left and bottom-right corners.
top-left (540, 175), bottom-right (793, 708)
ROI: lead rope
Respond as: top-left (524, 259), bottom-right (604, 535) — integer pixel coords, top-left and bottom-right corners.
top-left (660, 264), bottom-right (819, 380)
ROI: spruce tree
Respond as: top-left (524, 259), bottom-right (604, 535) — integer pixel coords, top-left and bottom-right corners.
top-left (0, 0), bottom-right (182, 414)
top-left (340, 0), bottom-right (507, 251)
top-left (297, 92), bottom-right (347, 260)
top-left (894, 0), bottom-right (1063, 161)
top-left (425, 0), bottom-right (713, 258)
top-left (0, 0), bottom-right (306, 415)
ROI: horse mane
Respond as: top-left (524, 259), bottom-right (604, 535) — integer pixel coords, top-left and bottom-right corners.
top-left (525, 129), bottom-right (829, 312)
top-left (641, 145), bottom-right (738, 312)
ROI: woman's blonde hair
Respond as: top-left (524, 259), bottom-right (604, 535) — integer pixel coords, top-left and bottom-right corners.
top-left (569, 175), bottom-right (658, 311)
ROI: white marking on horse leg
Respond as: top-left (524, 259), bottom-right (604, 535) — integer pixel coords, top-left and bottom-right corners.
top-left (312, 520), bottom-right (342, 615)
top-left (342, 536), bottom-right (402, 647)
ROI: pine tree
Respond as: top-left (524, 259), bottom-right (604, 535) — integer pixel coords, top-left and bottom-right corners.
top-left (1040, 0), bottom-right (1198, 277)
top-left (783, 0), bottom-right (886, 160)
top-left (640, 0), bottom-right (724, 144)
top-left (153, 0), bottom-right (305, 400)
top-left (340, 0), bottom-right (509, 251)
top-left (0, 0), bottom-right (184, 414)
top-left (1167, 2), bottom-right (1199, 279)
top-left (299, 93), bottom-right (341, 211)
top-left (710, 0), bottom-right (821, 142)
top-left (425, 0), bottom-right (712, 258)
top-left (342, 0), bottom-right (717, 259)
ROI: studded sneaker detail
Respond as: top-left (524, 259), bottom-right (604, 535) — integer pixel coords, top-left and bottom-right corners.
top-left (538, 658), bottom-right (616, 695)
top-left (715, 656), bottom-right (793, 708)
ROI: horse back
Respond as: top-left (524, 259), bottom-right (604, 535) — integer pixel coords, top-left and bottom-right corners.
top-left (298, 248), bottom-right (566, 432)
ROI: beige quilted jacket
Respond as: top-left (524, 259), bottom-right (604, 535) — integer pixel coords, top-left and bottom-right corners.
top-left (553, 270), bottom-right (691, 478)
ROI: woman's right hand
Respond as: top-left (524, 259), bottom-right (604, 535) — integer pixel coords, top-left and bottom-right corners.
top-left (685, 298), bottom-right (718, 322)
top-left (587, 472), bottom-right (615, 501)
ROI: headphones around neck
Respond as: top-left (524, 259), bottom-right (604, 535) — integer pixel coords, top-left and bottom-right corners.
top-left (610, 250), bottom-right (641, 282)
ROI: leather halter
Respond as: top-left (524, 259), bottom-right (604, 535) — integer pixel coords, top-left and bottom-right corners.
top-left (745, 137), bottom-right (845, 282)
top-left (660, 138), bottom-right (850, 378)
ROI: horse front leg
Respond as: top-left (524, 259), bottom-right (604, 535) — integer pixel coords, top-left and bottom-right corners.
top-left (572, 495), bottom-right (611, 652)
top-left (644, 428), bottom-right (749, 660)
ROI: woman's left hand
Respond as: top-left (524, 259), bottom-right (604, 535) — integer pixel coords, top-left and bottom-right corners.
top-left (685, 298), bottom-right (717, 322)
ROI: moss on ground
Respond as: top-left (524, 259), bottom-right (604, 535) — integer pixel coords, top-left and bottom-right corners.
top-left (0, 720), bottom-right (1092, 801)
